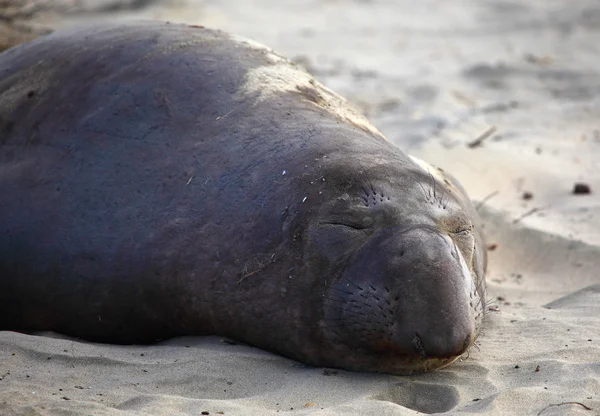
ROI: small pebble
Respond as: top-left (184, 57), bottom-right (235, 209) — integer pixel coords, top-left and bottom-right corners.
top-left (573, 183), bottom-right (591, 195)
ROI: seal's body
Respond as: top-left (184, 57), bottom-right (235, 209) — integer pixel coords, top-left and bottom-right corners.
top-left (0, 22), bottom-right (486, 374)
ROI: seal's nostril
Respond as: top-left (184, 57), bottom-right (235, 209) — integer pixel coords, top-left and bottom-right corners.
top-left (412, 333), bottom-right (427, 358)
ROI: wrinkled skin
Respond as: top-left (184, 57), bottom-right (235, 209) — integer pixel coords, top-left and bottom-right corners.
top-left (0, 21), bottom-right (486, 375)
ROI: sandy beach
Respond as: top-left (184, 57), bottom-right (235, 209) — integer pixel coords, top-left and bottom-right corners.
top-left (1, 0), bottom-right (599, 414)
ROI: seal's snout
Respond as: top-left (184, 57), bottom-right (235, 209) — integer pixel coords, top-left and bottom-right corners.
top-left (392, 226), bottom-right (476, 359)
top-left (324, 225), bottom-right (479, 371)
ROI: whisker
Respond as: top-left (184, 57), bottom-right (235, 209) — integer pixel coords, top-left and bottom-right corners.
top-left (417, 181), bottom-right (429, 202)
top-left (329, 287), bottom-right (354, 295)
top-left (355, 161), bottom-right (381, 200)
top-left (361, 185), bottom-right (370, 198)
top-left (475, 190), bottom-right (499, 211)
top-left (439, 188), bottom-right (448, 209)
top-left (349, 282), bottom-right (365, 291)
top-left (429, 172), bottom-right (437, 200)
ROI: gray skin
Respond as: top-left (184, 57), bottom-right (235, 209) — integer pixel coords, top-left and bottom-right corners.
top-left (0, 21), bottom-right (487, 375)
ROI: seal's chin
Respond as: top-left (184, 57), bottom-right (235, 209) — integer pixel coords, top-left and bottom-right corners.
top-left (390, 355), bottom-right (463, 375)
top-left (320, 225), bottom-right (483, 374)
top-left (410, 355), bottom-right (466, 374)
top-left (315, 345), bottom-right (466, 375)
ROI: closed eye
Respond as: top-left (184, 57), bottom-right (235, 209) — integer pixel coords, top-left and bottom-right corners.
top-left (452, 225), bottom-right (473, 235)
top-left (450, 225), bottom-right (476, 263)
top-left (319, 216), bottom-right (373, 230)
top-left (321, 221), bottom-right (367, 230)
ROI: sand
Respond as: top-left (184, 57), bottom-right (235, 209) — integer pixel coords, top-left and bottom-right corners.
top-left (1, 0), bottom-right (599, 414)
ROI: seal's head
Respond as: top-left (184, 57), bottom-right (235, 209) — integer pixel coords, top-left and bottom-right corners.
top-left (219, 42), bottom-right (487, 374)
top-left (298, 153), bottom-right (487, 375)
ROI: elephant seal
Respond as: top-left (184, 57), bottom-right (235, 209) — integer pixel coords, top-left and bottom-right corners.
top-left (0, 21), bottom-right (487, 375)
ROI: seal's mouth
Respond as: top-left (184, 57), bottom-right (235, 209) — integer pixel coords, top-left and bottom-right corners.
top-left (412, 331), bottom-right (473, 359)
